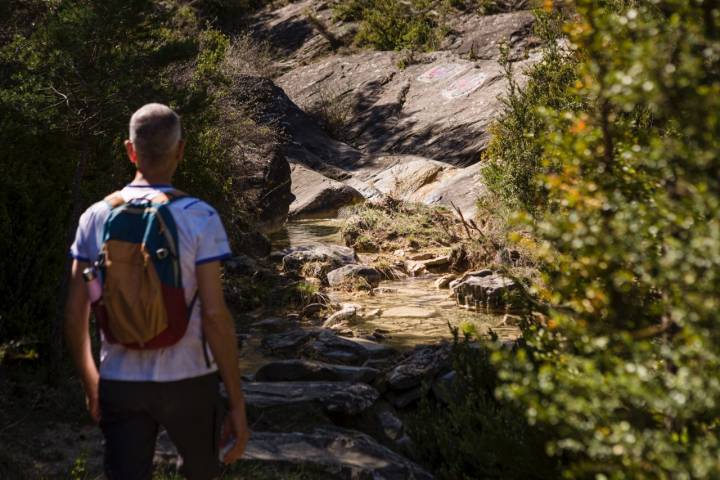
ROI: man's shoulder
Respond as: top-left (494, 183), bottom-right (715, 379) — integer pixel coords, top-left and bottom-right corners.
top-left (171, 196), bottom-right (219, 218)
top-left (78, 199), bottom-right (112, 226)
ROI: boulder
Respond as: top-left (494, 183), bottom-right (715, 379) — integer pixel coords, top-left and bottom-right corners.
top-left (384, 386), bottom-right (423, 409)
top-left (243, 381), bottom-right (379, 416)
top-left (327, 265), bottom-right (382, 288)
top-left (255, 359), bottom-right (380, 384)
top-left (303, 330), bottom-right (370, 365)
top-left (386, 344), bottom-right (452, 391)
top-left (452, 272), bottom-right (524, 312)
top-left (290, 163), bottom-right (364, 219)
top-left (250, 317), bottom-right (295, 333)
top-left (243, 427), bottom-right (434, 480)
top-left (434, 274), bottom-right (457, 289)
top-left (261, 329), bottom-right (318, 357)
top-left (302, 302), bottom-right (326, 317)
top-left (281, 245), bottom-right (357, 273)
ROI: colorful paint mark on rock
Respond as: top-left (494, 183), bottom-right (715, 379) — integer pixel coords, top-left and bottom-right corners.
top-left (441, 71), bottom-right (487, 99)
top-left (417, 63), bottom-right (467, 83)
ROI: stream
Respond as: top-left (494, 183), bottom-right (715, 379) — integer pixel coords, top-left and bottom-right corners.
top-left (269, 220), bottom-right (520, 349)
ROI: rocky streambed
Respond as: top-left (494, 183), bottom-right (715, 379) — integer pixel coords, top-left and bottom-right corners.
top-left (152, 220), bottom-right (524, 478)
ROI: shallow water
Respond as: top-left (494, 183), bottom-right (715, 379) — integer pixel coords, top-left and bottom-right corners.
top-left (270, 220), bottom-right (520, 348)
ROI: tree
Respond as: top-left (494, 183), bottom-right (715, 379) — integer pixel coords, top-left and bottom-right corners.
top-left (496, 1), bottom-right (720, 477)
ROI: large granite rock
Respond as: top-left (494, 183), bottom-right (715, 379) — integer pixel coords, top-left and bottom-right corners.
top-left (244, 427), bottom-right (434, 480)
top-left (451, 271), bottom-right (524, 312)
top-left (281, 245), bottom-right (358, 274)
top-left (255, 359), bottom-right (380, 384)
top-left (240, 6), bottom-right (540, 220)
top-left (261, 328), bottom-right (318, 357)
top-left (386, 344), bottom-right (452, 391)
top-left (244, 381), bottom-right (379, 416)
top-left (290, 163), bottom-right (364, 219)
top-left (303, 330), bottom-right (370, 366)
top-left (327, 264), bottom-right (383, 288)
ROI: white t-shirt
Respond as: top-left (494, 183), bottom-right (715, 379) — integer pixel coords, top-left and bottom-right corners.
top-left (70, 183), bottom-right (232, 382)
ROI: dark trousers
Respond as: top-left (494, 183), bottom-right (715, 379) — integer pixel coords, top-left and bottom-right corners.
top-left (99, 373), bottom-right (223, 480)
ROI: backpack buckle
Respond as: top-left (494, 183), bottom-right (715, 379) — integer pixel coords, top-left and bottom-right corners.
top-left (156, 248), bottom-right (169, 260)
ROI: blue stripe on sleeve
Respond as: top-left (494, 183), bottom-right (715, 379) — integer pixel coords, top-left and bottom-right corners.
top-left (68, 252), bottom-right (91, 262)
top-left (195, 252), bottom-right (232, 265)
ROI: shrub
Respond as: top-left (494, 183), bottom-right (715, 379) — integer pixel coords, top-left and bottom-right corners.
top-left (482, 9), bottom-right (582, 213)
top-left (493, 1), bottom-right (720, 477)
top-left (409, 333), bottom-right (557, 479)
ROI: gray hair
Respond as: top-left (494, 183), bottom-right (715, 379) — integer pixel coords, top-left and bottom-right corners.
top-left (129, 103), bottom-right (181, 163)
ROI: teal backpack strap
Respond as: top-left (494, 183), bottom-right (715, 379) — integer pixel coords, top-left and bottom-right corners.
top-left (187, 290), bottom-right (212, 368)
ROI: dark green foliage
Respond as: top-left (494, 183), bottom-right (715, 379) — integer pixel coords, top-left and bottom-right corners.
top-left (0, 1), bottom-right (255, 352)
top-left (409, 333), bottom-right (557, 479)
top-left (357, 0), bottom-right (445, 51)
top-left (483, 10), bottom-right (582, 213)
top-left (489, 1), bottom-right (720, 477)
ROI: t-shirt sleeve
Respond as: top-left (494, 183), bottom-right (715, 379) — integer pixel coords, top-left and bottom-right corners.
top-left (195, 211), bottom-right (232, 265)
top-left (69, 208), bottom-right (95, 262)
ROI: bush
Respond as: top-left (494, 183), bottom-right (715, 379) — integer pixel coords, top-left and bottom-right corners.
top-left (0, 1), bottom-right (270, 357)
top-left (409, 333), bottom-right (557, 479)
top-left (492, 1), bottom-right (720, 477)
top-left (482, 9), bottom-right (582, 213)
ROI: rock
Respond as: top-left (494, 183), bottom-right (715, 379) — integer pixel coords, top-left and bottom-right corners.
top-left (373, 287), bottom-right (397, 295)
top-left (408, 252), bottom-right (435, 261)
top-left (250, 317), bottom-right (294, 333)
top-left (494, 247), bottom-right (522, 266)
top-left (347, 337), bottom-right (398, 360)
top-left (302, 303), bottom-right (326, 317)
top-left (381, 307), bottom-right (437, 319)
top-left (303, 331), bottom-right (370, 366)
top-left (452, 273), bottom-right (523, 312)
top-left (421, 255), bottom-right (451, 270)
top-left (244, 381), bottom-right (379, 416)
top-left (363, 308), bottom-right (381, 318)
top-left (448, 269), bottom-right (494, 290)
top-left (327, 265), bottom-right (382, 288)
top-left (255, 359), bottom-right (380, 384)
top-left (434, 274), bottom-right (458, 289)
top-left (281, 244), bottom-right (358, 278)
top-left (431, 370), bottom-right (458, 404)
top-left (322, 304), bottom-right (359, 328)
top-left (502, 314), bottom-right (522, 326)
top-left (349, 400), bottom-right (407, 451)
top-left (405, 260), bottom-right (428, 277)
top-left (243, 427), bottom-right (434, 480)
top-left (386, 344), bottom-right (452, 391)
top-left (261, 329), bottom-right (318, 357)
top-left (385, 386), bottom-right (423, 409)
top-left (289, 163), bottom-right (365, 219)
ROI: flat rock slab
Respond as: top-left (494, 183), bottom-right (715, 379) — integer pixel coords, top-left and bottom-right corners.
top-left (386, 344), bottom-right (452, 391)
top-left (381, 307), bottom-right (438, 319)
top-left (244, 381), bottom-right (379, 416)
top-left (290, 163), bottom-right (364, 219)
top-left (281, 245), bottom-right (358, 273)
top-left (327, 265), bottom-right (382, 288)
top-left (451, 272), bottom-right (523, 312)
top-left (261, 329), bottom-right (318, 357)
top-left (244, 427), bottom-right (434, 480)
top-left (255, 359), bottom-right (380, 384)
top-left (303, 331), bottom-right (371, 366)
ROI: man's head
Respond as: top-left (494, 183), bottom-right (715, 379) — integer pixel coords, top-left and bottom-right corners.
top-left (125, 103), bottom-right (184, 179)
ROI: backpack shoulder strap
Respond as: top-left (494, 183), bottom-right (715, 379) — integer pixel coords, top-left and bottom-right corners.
top-left (103, 191), bottom-right (126, 209)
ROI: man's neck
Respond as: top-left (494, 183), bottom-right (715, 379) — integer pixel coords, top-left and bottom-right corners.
top-left (131, 171), bottom-right (173, 186)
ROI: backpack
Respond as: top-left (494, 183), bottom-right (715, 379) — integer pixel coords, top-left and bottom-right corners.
top-left (92, 189), bottom-right (198, 349)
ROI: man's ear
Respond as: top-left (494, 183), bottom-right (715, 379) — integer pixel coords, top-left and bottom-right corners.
top-left (176, 139), bottom-right (186, 162)
top-left (124, 140), bottom-right (137, 165)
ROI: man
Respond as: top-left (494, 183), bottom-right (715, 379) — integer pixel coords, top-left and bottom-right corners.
top-left (65, 103), bottom-right (249, 479)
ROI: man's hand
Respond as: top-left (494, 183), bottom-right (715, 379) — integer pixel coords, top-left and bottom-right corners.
top-left (220, 405), bottom-right (250, 464)
top-left (65, 259), bottom-right (101, 423)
